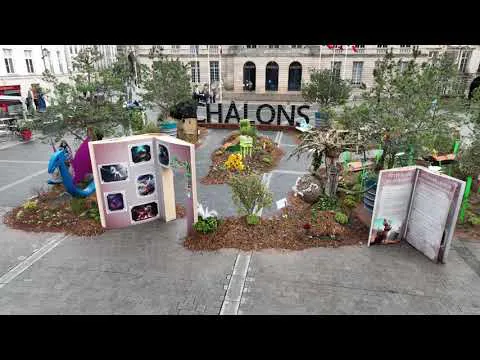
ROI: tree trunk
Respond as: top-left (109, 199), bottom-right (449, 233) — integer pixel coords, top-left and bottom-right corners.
top-left (324, 156), bottom-right (339, 198)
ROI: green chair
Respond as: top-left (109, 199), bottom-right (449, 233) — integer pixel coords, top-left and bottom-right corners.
top-left (240, 135), bottom-right (253, 157)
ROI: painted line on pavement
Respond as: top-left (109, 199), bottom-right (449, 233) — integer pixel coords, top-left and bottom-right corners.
top-left (0, 169), bottom-right (47, 193)
top-left (220, 252), bottom-right (252, 315)
top-left (0, 233), bottom-right (69, 289)
top-left (0, 136), bottom-right (40, 151)
top-left (0, 160), bottom-right (48, 164)
top-left (271, 169), bottom-right (309, 176)
top-left (276, 131), bottom-right (283, 146)
top-left (220, 171), bottom-right (274, 315)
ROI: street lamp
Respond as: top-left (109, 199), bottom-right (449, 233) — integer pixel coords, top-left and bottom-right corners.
top-left (41, 46), bottom-right (49, 71)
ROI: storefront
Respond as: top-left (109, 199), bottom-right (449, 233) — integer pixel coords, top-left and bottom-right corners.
top-left (0, 85), bottom-right (21, 113)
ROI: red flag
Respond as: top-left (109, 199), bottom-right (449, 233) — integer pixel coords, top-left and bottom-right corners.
top-left (351, 45), bottom-right (358, 53)
top-left (327, 44), bottom-right (335, 50)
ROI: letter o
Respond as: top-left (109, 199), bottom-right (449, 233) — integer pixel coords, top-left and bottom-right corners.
top-left (256, 104), bottom-right (276, 124)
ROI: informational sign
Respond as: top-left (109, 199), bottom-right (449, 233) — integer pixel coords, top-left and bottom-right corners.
top-left (88, 134), bottom-right (198, 235)
top-left (368, 166), bottom-right (465, 263)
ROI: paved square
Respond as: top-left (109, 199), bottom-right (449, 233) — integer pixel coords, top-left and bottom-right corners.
top-left (1, 130), bottom-right (480, 314)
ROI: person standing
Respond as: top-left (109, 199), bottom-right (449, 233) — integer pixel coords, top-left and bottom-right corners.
top-left (212, 87), bottom-right (217, 103)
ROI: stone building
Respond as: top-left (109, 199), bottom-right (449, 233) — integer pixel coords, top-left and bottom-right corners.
top-left (133, 45), bottom-right (480, 102)
top-left (0, 45), bottom-right (117, 100)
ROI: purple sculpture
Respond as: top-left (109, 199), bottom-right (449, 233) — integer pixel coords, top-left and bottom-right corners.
top-left (72, 137), bottom-right (93, 184)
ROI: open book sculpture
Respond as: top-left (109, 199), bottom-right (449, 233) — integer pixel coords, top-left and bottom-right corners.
top-left (368, 166), bottom-right (465, 263)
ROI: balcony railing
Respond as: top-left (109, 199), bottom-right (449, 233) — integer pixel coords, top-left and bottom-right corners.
top-left (399, 47), bottom-right (412, 54)
top-left (377, 48), bottom-right (388, 55)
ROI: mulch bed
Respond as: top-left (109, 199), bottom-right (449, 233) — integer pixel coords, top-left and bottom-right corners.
top-left (3, 186), bottom-right (105, 237)
top-left (454, 192), bottom-right (480, 241)
top-left (201, 131), bottom-right (284, 185)
top-left (184, 192), bottom-right (369, 251)
top-left (3, 185), bottom-right (188, 237)
top-left (176, 204), bottom-right (186, 218)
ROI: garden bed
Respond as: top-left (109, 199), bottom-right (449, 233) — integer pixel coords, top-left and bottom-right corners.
top-left (184, 192), bottom-right (369, 251)
top-left (200, 131), bottom-right (284, 185)
top-left (455, 192), bottom-right (480, 241)
top-left (201, 131), bottom-right (284, 185)
top-left (4, 185), bottom-right (188, 237)
top-left (4, 186), bottom-right (105, 237)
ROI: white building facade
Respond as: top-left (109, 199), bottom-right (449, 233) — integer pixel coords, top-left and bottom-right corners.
top-left (133, 45), bottom-right (480, 101)
top-left (0, 45), bottom-right (118, 100)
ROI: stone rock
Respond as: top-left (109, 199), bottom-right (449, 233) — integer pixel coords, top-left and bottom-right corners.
top-left (292, 174), bottom-right (323, 204)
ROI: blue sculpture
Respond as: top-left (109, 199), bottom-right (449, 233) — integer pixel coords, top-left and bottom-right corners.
top-left (47, 149), bottom-right (96, 197)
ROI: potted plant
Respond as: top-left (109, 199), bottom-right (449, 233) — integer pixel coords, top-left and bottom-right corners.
top-left (18, 125), bottom-right (32, 141)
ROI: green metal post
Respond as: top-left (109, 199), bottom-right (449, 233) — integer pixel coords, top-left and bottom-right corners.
top-left (459, 176), bottom-right (472, 224)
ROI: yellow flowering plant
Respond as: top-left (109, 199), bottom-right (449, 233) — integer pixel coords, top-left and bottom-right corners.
top-left (225, 153), bottom-right (245, 172)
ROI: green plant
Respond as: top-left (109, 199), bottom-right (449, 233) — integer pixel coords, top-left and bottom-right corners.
top-left (129, 109), bottom-right (145, 132)
top-left (35, 47), bottom-right (142, 141)
top-left (16, 210), bottom-right (24, 219)
top-left (314, 195), bottom-right (338, 211)
top-left (343, 195), bottom-right (357, 208)
top-left (246, 214), bottom-right (260, 225)
top-left (335, 212), bottom-right (349, 225)
top-left (23, 200), bottom-right (38, 211)
top-left (86, 206), bottom-right (101, 222)
top-left (70, 198), bottom-right (88, 216)
top-left (466, 210), bottom-right (480, 226)
top-left (193, 216), bottom-right (219, 234)
top-left (229, 174), bottom-right (273, 219)
top-left (340, 51), bottom-right (465, 171)
top-left (302, 69), bottom-right (351, 107)
top-left (135, 122), bottom-right (161, 134)
top-left (225, 153), bottom-right (245, 172)
top-left (141, 56), bottom-right (192, 119)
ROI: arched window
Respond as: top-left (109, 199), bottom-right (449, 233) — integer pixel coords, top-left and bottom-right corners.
top-left (288, 62), bottom-right (302, 91)
top-left (265, 61), bottom-right (279, 91)
top-left (243, 61), bottom-right (256, 91)
top-left (469, 77), bottom-right (480, 99)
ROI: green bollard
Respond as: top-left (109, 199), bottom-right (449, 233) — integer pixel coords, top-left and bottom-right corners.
top-left (449, 139), bottom-right (461, 177)
top-left (459, 176), bottom-right (472, 224)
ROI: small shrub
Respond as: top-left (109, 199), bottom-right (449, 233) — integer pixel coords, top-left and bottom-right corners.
top-left (16, 210), bottom-right (24, 219)
top-left (194, 216), bottom-right (219, 234)
top-left (86, 206), bottom-right (101, 222)
top-left (467, 212), bottom-right (480, 226)
top-left (135, 122), bottom-right (160, 135)
top-left (229, 174), bottom-right (273, 219)
top-left (225, 153), bottom-right (245, 172)
top-left (23, 200), bottom-right (38, 211)
top-left (70, 198), bottom-right (88, 216)
top-left (314, 196), bottom-right (338, 211)
top-left (343, 195), bottom-right (357, 208)
top-left (335, 212), bottom-right (349, 225)
top-left (239, 119), bottom-right (251, 135)
top-left (246, 214), bottom-right (260, 225)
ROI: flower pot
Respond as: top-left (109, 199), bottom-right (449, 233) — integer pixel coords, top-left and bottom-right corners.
top-left (20, 129), bottom-right (32, 141)
top-left (159, 121), bottom-right (177, 137)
